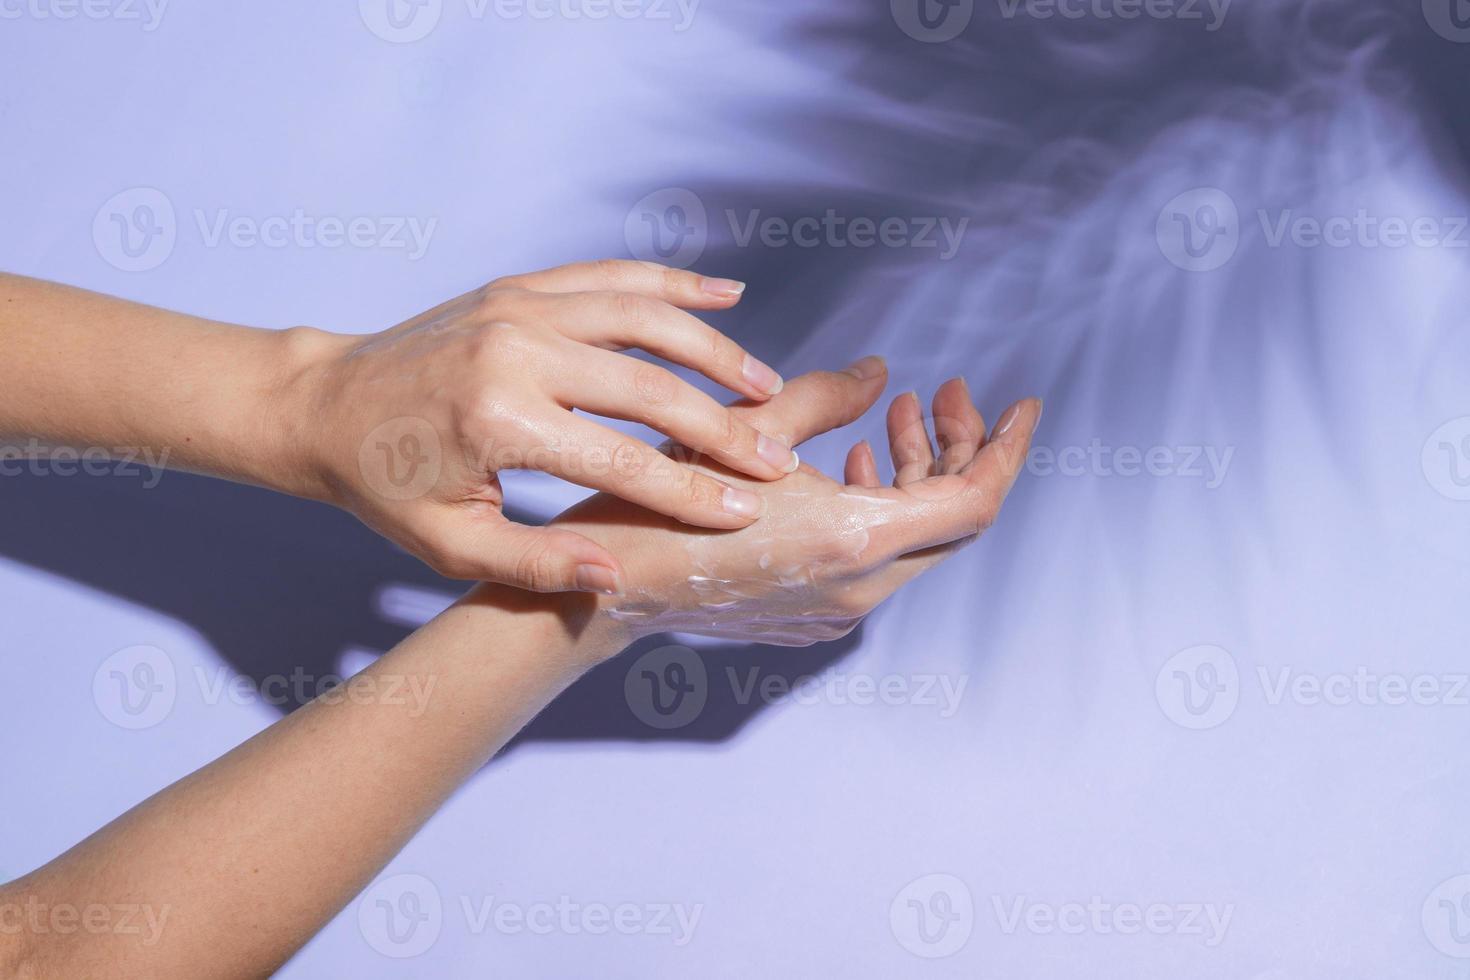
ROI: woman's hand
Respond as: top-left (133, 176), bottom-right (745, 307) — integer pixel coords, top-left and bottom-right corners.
top-left (303, 260), bottom-right (799, 593)
top-left (549, 358), bottom-right (1041, 651)
top-left (0, 356), bottom-right (1038, 980)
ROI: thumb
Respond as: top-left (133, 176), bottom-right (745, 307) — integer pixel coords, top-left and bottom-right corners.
top-left (733, 356), bottom-right (888, 448)
top-left (425, 513), bottom-right (624, 595)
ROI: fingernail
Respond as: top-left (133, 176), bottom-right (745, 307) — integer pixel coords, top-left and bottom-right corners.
top-left (757, 433), bottom-right (800, 474)
top-left (722, 486), bottom-right (764, 518)
top-left (844, 355), bottom-right (886, 380)
top-left (574, 564), bottom-right (622, 596)
top-left (702, 277), bottom-right (746, 299)
top-left (993, 403), bottom-right (1023, 439)
top-left (742, 354), bottom-right (784, 395)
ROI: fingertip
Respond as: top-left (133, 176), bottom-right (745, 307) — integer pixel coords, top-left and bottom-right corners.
top-left (741, 354), bottom-right (784, 398)
top-left (886, 390), bottom-right (910, 415)
top-left (722, 485), bottom-right (765, 522)
top-left (843, 355), bottom-right (887, 382)
top-left (700, 276), bottom-right (747, 301)
top-left (752, 433), bottom-right (800, 476)
top-left (845, 439), bottom-right (882, 487)
top-left (548, 531), bottom-right (624, 594)
top-left (993, 397), bottom-right (1043, 441)
top-left (574, 563), bottom-right (623, 596)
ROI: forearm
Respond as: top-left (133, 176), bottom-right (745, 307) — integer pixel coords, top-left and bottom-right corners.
top-left (0, 585), bottom-right (627, 980)
top-left (0, 273), bottom-right (336, 499)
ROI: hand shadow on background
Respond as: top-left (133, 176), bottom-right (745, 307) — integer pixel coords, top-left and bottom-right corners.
top-left (0, 469), bottom-right (863, 757)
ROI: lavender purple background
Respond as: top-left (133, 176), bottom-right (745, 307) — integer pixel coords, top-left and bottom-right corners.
top-left (4, 0), bottom-right (1470, 975)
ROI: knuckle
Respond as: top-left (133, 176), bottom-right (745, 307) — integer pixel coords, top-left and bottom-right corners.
top-left (987, 439), bottom-right (1027, 480)
top-left (512, 540), bottom-right (562, 592)
top-left (474, 283), bottom-right (516, 318)
top-left (595, 258), bottom-right (633, 289)
top-left (835, 588), bottom-right (872, 619)
top-left (464, 392), bottom-right (527, 446)
top-left (610, 441), bottom-right (654, 482)
top-left (715, 409), bottom-right (744, 455)
top-left (705, 329), bottom-right (736, 373)
top-left (972, 499), bottom-right (999, 535)
top-left (631, 363), bottom-right (678, 410)
top-left (659, 264), bottom-right (686, 297)
top-left (464, 320), bottom-right (519, 360)
top-left (613, 290), bottom-right (654, 328)
top-left (679, 468), bottom-right (721, 512)
top-left (813, 527), bottom-right (856, 564)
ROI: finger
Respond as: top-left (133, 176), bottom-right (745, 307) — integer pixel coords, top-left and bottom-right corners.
top-left (530, 289), bottom-right (782, 400)
top-left (557, 346), bottom-right (799, 480)
top-left (866, 397), bottom-right (1042, 561)
top-left (491, 259), bottom-right (749, 310)
top-left (529, 410), bottom-right (765, 529)
top-left (420, 510), bottom-right (627, 595)
top-left (963, 397), bottom-right (1041, 492)
top-left (887, 391), bottom-right (936, 487)
top-left (932, 378), bottom-right (986, 475)
top-left (732, 356), bottom-right (888, 447)
top-left (844, 440), bottom-right (882, 487)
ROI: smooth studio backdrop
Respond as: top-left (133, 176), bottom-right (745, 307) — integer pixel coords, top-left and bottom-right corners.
top-left (3, 1), bottom-right (1470, 976)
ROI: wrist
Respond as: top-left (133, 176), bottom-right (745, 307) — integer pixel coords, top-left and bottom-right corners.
top-left (455, 583), bottom-right (639, 672)
top-left (258, 326), bottom-right (354, 503)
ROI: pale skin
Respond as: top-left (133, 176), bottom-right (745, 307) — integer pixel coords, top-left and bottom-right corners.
top-left (0, 260), bottom-right (800, 594)
top-left (0, 365), bottom-right (1040, 979)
